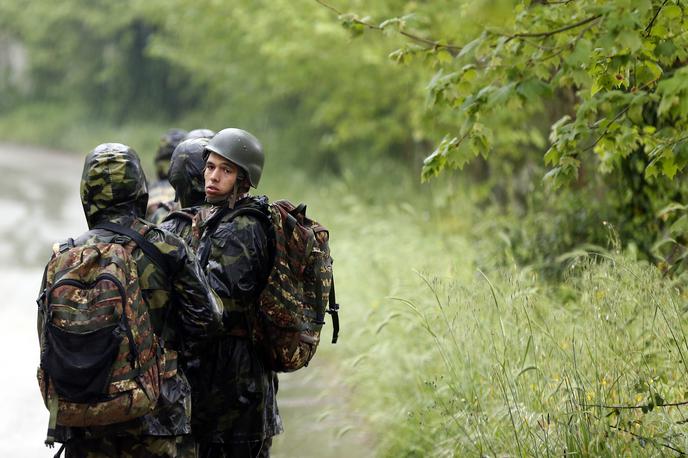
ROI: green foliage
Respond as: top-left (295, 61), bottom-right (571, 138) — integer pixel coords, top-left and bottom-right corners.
top-left (407, 0), bottom-right (688, 185)
top-left (317, 0), bottom-right (688, 256)
top-left (345, 237), bottom-right (688, 455)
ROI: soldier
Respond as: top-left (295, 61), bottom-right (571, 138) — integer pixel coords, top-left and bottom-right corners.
top-left (192, 128), bottom-right (282, 457)
top-left (147, 128), bottom-right (188, 223)
top-left (160, 138), bottom-right (209, 250)
top-left (149, 130), bottom-right (216, 226)
top-left (40, 143), bottom-right (223, 457)
top-left (185, 128), bottom-right (216, 142)
top-left (159, 136), bottom-right (223, 452)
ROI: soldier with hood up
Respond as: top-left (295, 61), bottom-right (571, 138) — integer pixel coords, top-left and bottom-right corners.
top-left (39, 143), bottom-right (223, 457)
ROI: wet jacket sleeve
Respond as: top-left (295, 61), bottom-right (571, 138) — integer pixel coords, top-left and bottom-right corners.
top-left (205, 216), bottom-right (271, 316)
top-left (155, 230), bottom-right (224, 340)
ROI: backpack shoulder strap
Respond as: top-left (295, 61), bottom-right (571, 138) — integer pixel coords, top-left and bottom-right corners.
top-left (163, 209), bottom-right (196, 223)
top-left (229, 206), bottom-right (272, 226)
top-left (93, 222), bottom-right (173, 276)
top-left (327, 281), bottom-right (340, 344)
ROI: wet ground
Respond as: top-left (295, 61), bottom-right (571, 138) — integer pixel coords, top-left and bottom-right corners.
top-left (0, 143), bottom-right (372, 457)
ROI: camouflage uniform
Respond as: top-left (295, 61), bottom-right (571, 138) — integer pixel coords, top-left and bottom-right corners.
top-left (40, 143), bottom-right (223, 457)
top-left (147, 198), bottom-right (180, 225)
top-left (161, 130), bottom-right (281, 455)
top-left (190, 195), bottom-right (283, 456)
top-left (146, 128), bottom-right (187, 223)
top-left (158, 137), bottom-right (209, 249)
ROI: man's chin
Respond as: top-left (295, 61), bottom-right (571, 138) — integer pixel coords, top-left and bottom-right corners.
top-left (205, 193), bottom-right (229, 204)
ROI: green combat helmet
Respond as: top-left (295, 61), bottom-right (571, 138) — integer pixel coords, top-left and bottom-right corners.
top-left (185, 128), bottom-right (215, 141)
top-left (204, 128), bottom-right (264, 188)
top-left (155, 128), bottom-right (188, 180)
top-left (168, 138), bottom-right (208, 208)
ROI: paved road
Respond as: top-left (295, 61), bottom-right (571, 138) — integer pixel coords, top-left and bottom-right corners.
top-left (0, 143), bottom-right (372, 457)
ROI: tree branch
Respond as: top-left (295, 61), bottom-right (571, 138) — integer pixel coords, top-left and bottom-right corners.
top-left (582, 104), bottom-right (631, 152)
top-left (582, 399), bottom-right (688, 410)
top-left (606, 422), bottom-right (685, 455)
top-left (314, 0), bottom-right (463, 55)
top-left (645, 0), bottom-right (671, 37)
top-left (505, 14), bottom-right (603, 43)
top-left (581, 77), bottom-right (659, 153)
top-left (583, 409), bottom-right (687, 455)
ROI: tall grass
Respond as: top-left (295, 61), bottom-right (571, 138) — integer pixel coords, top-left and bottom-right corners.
top-left (340, 242), bottom-right (688, 455)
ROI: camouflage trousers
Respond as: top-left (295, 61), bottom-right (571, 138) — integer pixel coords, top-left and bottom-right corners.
top-left (64, 434), bottom-right (197, 458)
top-left (197, 438), bottom-right (272, 458)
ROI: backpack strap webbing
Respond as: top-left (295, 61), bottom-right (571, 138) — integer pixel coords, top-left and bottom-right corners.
top-left (327, 281), bottom-right (340, 344)
top-left (94, 222), bottom-right (173, 276)
top-left (162, 209), bottom-right (195, 224)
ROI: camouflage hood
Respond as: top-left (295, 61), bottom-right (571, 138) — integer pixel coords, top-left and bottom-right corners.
top-left (168, 138), bottom-right (208, 208)
top-left (80, 143), bottom-right (149, 228)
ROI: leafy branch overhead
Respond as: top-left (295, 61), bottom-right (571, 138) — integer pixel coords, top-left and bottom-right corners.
top-left (317, 0), bottom-right (688, 186)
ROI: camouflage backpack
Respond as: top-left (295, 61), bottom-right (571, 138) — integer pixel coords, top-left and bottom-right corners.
top-left (37, 222), bottom-right (171, 446)
top-left (229, 199), bottom-right (340, 372)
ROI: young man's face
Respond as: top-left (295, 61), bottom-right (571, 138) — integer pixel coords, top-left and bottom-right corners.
top-left (204, 152), bottom-right (240, 200)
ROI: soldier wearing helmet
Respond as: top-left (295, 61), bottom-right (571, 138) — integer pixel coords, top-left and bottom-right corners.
top-left (158, 137), bottom-right (209, 250)
top-left (39, 142), bottom-right (223, 457)
top-left (185, 128), bottom-right (216, 142)
top-left (191, 128), bottom-right (282, 457)
top-left (146, 128), bottom-right (188, 223)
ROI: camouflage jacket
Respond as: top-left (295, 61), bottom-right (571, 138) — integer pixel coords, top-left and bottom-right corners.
top-left (159, 206), bottom-right (202, 251)
top-left (189, 195), bottom-right (283, 443)
top-left (146, 179), bottom-right (177, 223)
top-left (148, 200), bottom-right (181, 225)
top-left (40, 215), bottom-right (224, 441)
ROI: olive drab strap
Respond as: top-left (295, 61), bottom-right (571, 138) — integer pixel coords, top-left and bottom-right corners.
top-left (93, 222), bottom-right (174, 276)
top-left (327, 280), bottom-right (340, 344)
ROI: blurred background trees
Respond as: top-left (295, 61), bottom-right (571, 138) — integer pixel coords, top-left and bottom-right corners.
top-left (2, 0), bottom-right (688, 274)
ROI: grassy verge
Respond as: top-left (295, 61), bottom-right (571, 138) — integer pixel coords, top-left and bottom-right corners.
top-left (306, 184), bottom-right (688, 455)
top-left (266, 162), bottom-right (688, 456)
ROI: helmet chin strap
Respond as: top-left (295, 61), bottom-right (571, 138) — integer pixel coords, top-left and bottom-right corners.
top-left (228, 182), bottom-right (239, 208)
